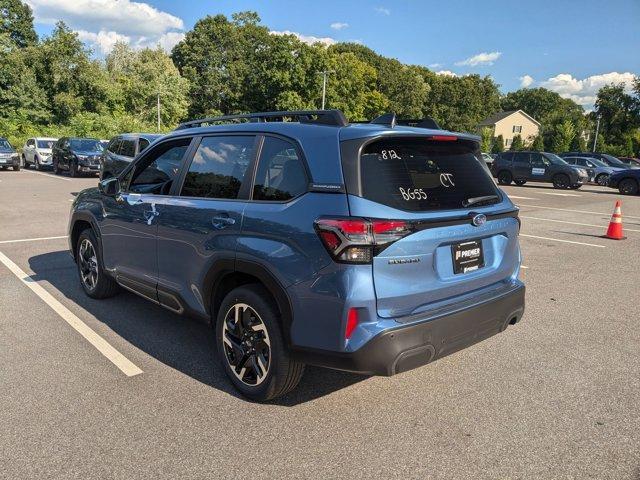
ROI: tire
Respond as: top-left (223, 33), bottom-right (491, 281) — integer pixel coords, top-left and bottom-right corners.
top-left (552, 174), bottom-right (570, 189)
top-left (13, 163), bottom-right (20, 171)
top-left (70, 161), bottom-right (78, 178)
top-left (53, 159), bottom-right (61, 175)
top-left (596, 173), bottom-right (609, 187)
top-left (35, 157), bottom-right (41, 170)
top-left (215, 284), bottom-right (304, 402)
top-left (497, 171), bottom-right (512, 185)
top-left (76, 228), bottom-right (119, 299)
top-left (618, 178), bottom-right (639, 196)
top-left (22, 155), bottom-right (29, 169)
top-left (514, 179), bottom-right (526, 186)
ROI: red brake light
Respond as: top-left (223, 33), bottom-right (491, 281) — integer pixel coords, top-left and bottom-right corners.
top-left (314, 217), bottom-right (413, 264)
top-left (345, 308), bottom-right (359, 339)
top-left (430, 135), bottom-right (457, 141)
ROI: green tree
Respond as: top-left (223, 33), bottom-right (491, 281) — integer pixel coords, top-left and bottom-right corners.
top-left (569, 134), bottom-right (587, 152)
top-left (510, 134), bottom-right (524, 151)
top-left (0, 0), bottom-right (37, 48)
top-left (480, 127), bottom-right (493, 152)
top-left (530, 134), bottom-right (544, 151)
top-left (106, 43), bottom-right (189, 128)
top-left (550, 120), bottom-right (576, 153)
top-left (593, 83), bottom-right (639, 146)
top-left (491, 135), bottom-right (504, 153)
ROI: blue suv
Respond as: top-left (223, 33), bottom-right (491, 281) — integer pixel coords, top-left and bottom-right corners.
top-left (68, 110), bottom-right (525, 401)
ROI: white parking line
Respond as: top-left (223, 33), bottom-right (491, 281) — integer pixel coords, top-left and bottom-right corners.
top-left (0, 235), bottom-right (68, 245)
top-left (506, 195), bottom-right (537, 200)
top-left (21, 169), bottom-right (71, 181)
top-left (518, 204), bottom-right (640, 220)
top-left (0, 250), bottom-right (143, 377)
top-left (540, 192), bottom-right (581, 197)
top-left (521, 216), bottom-right (640, 233)
top-left (519, 234), bottom-right (606, 248)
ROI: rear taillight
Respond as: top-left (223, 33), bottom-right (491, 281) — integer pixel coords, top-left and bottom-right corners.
top-left (345, 308), bottom-right (359, 339)
top-left (314, 217), bottom-right (412, 264)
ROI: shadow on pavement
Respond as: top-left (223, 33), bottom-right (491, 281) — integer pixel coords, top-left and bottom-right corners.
top-left (28, 250), bottom-right (367, 406)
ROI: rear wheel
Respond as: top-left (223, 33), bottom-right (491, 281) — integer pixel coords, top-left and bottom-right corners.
top-left (76, 229), bottom-right (119, 299)
top-left (619, 178), bottom-right (639, 195)
top-left (596, 173), bottom-right (609, 186)
top-left (53, 159), bottom-right (61, 175)
top-left (22, 155), bottom-right (29, 169)
top-left (216, 284), bottom-right (304, 402)
top-left (514, 179), bottom-right (526, 186)
top-left (497, 171), bottom-right (512, 185)
top-left (552, 174), bottom-right (570, 189)
top-left (70, 161), bottom-right (78, 177)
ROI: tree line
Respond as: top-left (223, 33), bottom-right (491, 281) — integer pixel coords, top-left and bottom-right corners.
top-left (1, 1), bottom-right (639, 156)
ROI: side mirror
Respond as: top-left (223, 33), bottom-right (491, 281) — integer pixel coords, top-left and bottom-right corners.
top-left (99, 177), bottom-right (121, 196)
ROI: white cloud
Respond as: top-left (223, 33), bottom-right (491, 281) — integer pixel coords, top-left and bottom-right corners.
top-left (270, 30), bottom-right (336, 46)
top-left (540, 71), bottom-right (637, 108)
top-left (374, 6), bottom-right (391, 15)
top-left (436, 70), bottom-right (458, 77)
top-left (455, 51), bottom-right (502, 67)
top-left (428, 63), bottom-right (443, 69)
top-left (519, 75), bottom-right (534, 88)
top-left (330, 22), bottom-right (349, 30)
top-left (26, 0), bottom-right (184, 54)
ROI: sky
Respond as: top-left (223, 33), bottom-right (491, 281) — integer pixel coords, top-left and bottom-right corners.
top-left (25, 0), bottom-right (640, 110)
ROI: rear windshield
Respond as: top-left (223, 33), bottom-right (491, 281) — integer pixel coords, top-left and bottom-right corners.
top-left (360, 137), bottom-right (500, 211)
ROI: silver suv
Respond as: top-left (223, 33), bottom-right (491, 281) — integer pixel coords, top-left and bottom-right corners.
top-left (23, 137), bottom-right (58, 170)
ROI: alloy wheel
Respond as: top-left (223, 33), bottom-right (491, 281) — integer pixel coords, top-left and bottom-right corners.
top-left (78, 238), bottom-right (98, 291)
top-left (597, 174), bottom-right (609, 186)
top-left (222, 303), bottom-right (271, 386)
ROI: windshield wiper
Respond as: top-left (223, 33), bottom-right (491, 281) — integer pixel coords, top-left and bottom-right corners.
top-left (463, 195), bottom-right (500, 207)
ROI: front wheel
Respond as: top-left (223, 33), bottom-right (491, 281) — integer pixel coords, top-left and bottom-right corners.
top-left (13, 163), bottom-right (20, 171)
top-left (497, 171), bottom-right (512, 185)
top-left (76, 229), bottom-right (119, 299)
top-left (70, 161), bottom-right (78, 177)
top-left (552, 174), bottom-right (570, 189)
top-left (53, 159), bottom-right (61, 175)
top-left (514, 179), bottom-right (527, 186)
top-left (216, 285), bottom-right (304, 402)
top-left (596, 173), bottom-right (609, 186)
top-left (619, 178), bottom-right (639, 195)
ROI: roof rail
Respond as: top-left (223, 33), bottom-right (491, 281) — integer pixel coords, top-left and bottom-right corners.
top-left (368, 113), bottom-right (441, 130)
top-left (174, 109), bottom-right (349, 130)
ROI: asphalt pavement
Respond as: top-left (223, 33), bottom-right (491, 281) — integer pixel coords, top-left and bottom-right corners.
top-left (1, 168), bottom-right (639, 479)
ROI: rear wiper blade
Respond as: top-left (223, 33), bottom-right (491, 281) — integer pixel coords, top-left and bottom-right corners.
top-left (463, 195), bottom-right (500, 207)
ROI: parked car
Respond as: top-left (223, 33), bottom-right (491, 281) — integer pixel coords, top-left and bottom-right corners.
top-left (52, 137), bottom-right (104, 177)
top-left (22, 137), bottom-right (58, 170)
top-left (618, 157), bottom-right (640, 168)
top-left (100, 133), bottom-right (163, 179)
top-left (0, 138), bottom-right (20, 171)
top-left (68, 109), bottom-right (525, 401)
top-left (562, 156), bottom-right (623, 186)
top-left (492, 151), bottom-right (588, 189)
top-left (608, 168), bottom-right (640, 195)
top-left (481, 152), bottom-right (494, 167)
top-left (559, 152), bottom-right (638, 170)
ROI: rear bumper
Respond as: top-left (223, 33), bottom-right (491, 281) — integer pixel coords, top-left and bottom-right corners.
top-left (293, 282), bottom-right (525, 376)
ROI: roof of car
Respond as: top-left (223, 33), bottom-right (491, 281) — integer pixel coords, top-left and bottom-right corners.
top-left (117, 133), bottom-right (164, 140)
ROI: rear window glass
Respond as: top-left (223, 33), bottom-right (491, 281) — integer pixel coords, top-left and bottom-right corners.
top-left (360, 138), bottom-right (500, 211)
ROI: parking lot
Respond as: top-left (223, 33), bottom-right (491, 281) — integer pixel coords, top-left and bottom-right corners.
top-left (1, 169), bottom-right (639, 479)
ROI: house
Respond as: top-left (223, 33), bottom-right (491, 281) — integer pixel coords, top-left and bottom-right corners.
top-left (478, 110), bottom-right (540, 149)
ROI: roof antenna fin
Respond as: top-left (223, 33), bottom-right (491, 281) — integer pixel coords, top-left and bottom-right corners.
top-left (370, 112), bottom-right (396, 128)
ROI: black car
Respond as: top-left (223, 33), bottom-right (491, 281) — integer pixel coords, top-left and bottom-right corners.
top-left (559, 152), bottom-right (637, 170)
top-left (492, 151), bottom-right (589, 189)
top-left (618, 157), bottom-right (640, 168)
top-left (0, 138), bottom-right (20, 171)
top-left (608, 168), bottom-right (640, 195)
top-left (100, 133), bottom-right (162, 179)
top-left (53, 137), bottom-right (104, 177)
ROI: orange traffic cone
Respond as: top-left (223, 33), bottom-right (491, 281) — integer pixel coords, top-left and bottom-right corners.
top-left (604, 200), bottom-right (626, 240)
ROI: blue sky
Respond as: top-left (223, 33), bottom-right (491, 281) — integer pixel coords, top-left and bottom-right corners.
top-left (27, 0), bottom-right (640, 109)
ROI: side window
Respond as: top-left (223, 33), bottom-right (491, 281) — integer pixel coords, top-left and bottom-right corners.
top-left (577, 159), bottom-right (588, 167)
top-left (180, 136), bottom-right (255, 199)
top-left (120, 140), bottom-right (136, 158)
top-left (138, 138), bottom-right (150, 153)
top-left (128, 138), bottom-right (191, 195)
top-left (27, 139), bottom-right (35, 147)
top-left (530, 153), bottom-right (546, 166)
top-left (501, 152), bottom-right (514, 162)
top-left (108, 138), bottom-right (122, 155)
top-left (565, 158), bottom-right (576, 165)
top-left (253, 137), bottom-right (307, 201)
top-left (513, 152), bottom-right (530, 164)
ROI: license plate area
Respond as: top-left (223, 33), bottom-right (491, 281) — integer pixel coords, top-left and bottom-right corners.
top-left (452, 239), bottom-right (484, 274)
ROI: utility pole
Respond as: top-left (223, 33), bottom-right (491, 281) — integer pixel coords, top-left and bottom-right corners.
top-left (592, 114), bottom-right (601, 152)
top-left (318, 70), bottom-right (334, 110)
top-left (157, 92), bottom-right (161, 132)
